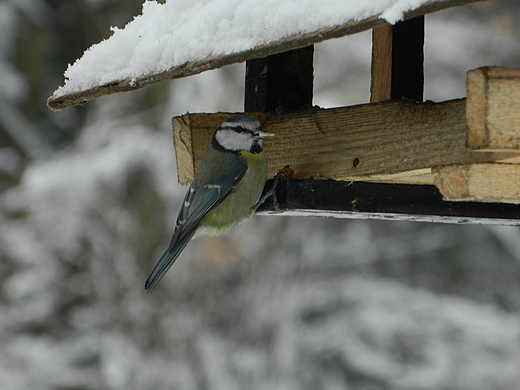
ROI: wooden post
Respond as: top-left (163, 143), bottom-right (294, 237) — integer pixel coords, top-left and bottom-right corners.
top-left (371, 16), bottom-right (424, 102)
top-left (392, 16), bottom-right (424, 101)
top-left (245, 46), bottom-right (314, 113)
top-left (371, 24), bottom-right (393, 102)
top-left (467, 67), bottom-right (520, 151)
top-left (432, 67), bottom-right (520, 203)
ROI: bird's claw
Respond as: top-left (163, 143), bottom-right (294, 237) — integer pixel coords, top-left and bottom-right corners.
top-left (256, 166), bottom-right (293, 211)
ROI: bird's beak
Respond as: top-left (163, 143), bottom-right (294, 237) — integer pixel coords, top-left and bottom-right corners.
top-left (257, 131), bottom-right (275, 138)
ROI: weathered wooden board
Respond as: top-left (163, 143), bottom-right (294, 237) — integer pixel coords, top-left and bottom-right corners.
top-left (47, 0), bottom-right (483, 111)
top-left (370, 23), bottom-right (393, 103)
top-left (173, 99), bottom-right (514, 186)
top-left (370, 17), bottom-right (425, 103)
top-left (433, 163), bottom-right (520, 203)
top-left (467, 67), bottom-right (520, 151)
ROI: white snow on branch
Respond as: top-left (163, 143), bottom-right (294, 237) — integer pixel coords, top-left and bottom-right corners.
top-left (54, 0), bottom-right (430, 97)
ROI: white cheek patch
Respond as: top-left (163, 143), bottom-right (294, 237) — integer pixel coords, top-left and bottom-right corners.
top-left (216, 129), bottom-right (253, 151)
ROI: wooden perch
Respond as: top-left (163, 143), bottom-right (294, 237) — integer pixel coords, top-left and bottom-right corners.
top-left (47, 0), bottom-right (482, 111)
top-left (256, 179), bottom-right (520, 225)
top-left (467, 67), bottom-right (520, 151)
top-left (433, 164), bottom-right (520, 204)
top-left (173, 99), bottom-right (513, 186)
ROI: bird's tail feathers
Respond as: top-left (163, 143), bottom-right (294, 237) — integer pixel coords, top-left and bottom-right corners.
top-left (144, 229), bottom-right (197, 292)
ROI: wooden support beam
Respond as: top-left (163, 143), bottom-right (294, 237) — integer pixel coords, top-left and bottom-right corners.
top-left (433, 164), bottom-right (520, 204)
top-left (172, 99), bottom-right (514, 186)
top-left (245, 46), bottom-right (314, 113)
top-left (391, 16), bottom-right (424, 101)
top-left (370, 24), bottom-right (393, 102)
top-left (427, 67), bottom-right (520, 204)
top-left (256, 179), bottom-right (520, 225)
top-left (371, 17), bottom-right (424, 103)
top-left (467, 67), bottom-right (520, 151)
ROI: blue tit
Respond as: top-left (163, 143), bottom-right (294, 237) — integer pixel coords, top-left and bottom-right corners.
top-left (145, 115), bottom-right (274, 291)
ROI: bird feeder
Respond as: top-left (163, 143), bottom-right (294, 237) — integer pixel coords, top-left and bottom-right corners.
top-left (47, 0), bottom-right (520, 224)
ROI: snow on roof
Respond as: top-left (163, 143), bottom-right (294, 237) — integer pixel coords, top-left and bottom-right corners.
top-left (47, 0), bottom-right (480, 111)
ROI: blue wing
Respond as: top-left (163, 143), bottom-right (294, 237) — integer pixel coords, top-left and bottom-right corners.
top-left (144, 153), bottom-right (248, 291)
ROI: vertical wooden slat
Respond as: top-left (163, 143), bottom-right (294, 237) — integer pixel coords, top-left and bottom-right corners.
top-left (370, 16), bottom-right (425, 103)
top-left (370, 24), bottom-right (393, 103)
top-left (467, 67), bottom-right (520, 151)
top-left (391, 16), bottom-right (424, 101)
top-left (245, 46), bottom-right (314, 113)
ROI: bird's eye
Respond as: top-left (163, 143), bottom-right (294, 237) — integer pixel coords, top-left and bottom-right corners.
top-left (235, 126), bottom-right (247, 133)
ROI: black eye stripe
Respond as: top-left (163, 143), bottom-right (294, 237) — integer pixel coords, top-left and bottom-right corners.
top-left (221, 126), bottom-right (251, 134)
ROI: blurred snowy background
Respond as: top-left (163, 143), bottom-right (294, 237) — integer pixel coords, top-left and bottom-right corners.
top-left (1, 0), bottom-right (520, 389)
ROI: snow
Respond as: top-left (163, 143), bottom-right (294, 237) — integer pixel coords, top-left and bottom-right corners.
top-left (53, 0), bottom-right (432, 98)
top-left (3, 1), bottom-right (520, 389)
top-left (3, 120), bottom-right (173, 258)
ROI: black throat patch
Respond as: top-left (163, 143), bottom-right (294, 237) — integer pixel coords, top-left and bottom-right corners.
top-left (249, 141), bottom-right (262, 154)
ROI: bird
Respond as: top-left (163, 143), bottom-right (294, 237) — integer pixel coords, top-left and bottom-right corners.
top-left (144, 115), bottom-right (274, 292)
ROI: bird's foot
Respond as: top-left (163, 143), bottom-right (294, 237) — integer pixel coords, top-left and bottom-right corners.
top-left (255, 166), bottom-right (294, 211)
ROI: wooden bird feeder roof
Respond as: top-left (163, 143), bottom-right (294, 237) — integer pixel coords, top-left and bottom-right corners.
top-left (47, 0), bottom-right (479, 111)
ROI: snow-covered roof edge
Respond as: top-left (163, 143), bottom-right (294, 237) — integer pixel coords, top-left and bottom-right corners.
top-left (47, 0), bottom-right (482, 111)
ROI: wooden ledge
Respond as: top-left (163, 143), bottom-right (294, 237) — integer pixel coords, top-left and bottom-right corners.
top-left (256, 179), bottom-right (520, 224)
top-left (173, 99), bottom-right (514, 186)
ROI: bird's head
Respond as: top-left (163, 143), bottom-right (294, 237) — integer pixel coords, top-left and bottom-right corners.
top-left (212, 115), bottom-right (274, 154)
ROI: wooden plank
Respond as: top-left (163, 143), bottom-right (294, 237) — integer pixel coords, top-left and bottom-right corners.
top-left (370, 16), bottom-right (424, 103)
top-left (433, 163), bottom-right (520, 203)
top-left (370, 23), bottom-right (393, 103)
top-left (467, 67), bottom-right (520, 151)
top-left (172, 115), bottom-right (196, 185)
top-left (354, 169), bottom-right (433, 185)
top-left (172, 99), bottom-right (514, 186)
top-left (245, 46), bottom-right (314, 113)
top-left (47, 0), bottom-right (483, 111)
top-left (391, 16), bottom-right (424, 101)
top-left (256, 179), bottom-right (520, 225)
